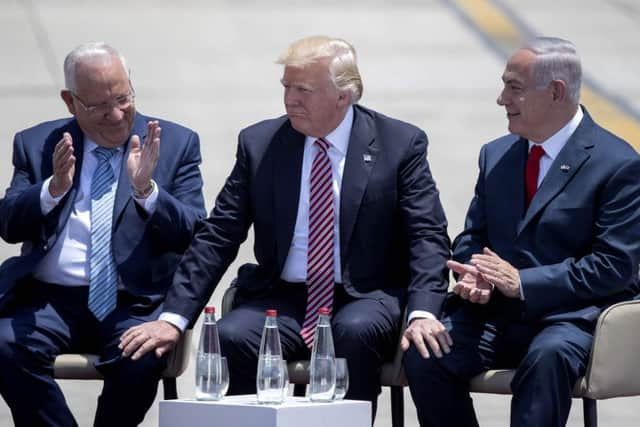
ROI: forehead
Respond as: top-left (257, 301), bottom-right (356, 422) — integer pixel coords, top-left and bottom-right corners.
top-left (502, 48), bottom-right (537, 84)
top-left (74, 56), bottom-right (129, 95)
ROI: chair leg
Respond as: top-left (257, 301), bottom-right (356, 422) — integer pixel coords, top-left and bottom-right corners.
top-left (583, 398), bottom-right (597, 427)
top-left (163, 377), bottom-right (178, 400)
top-left (390, 385), bottom-right (404, 427)
top-left (293, 383), bottom-right (306, 397)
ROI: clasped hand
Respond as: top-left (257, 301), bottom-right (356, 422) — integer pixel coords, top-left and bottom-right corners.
top-left (448, 247), bottom-right (521, 303)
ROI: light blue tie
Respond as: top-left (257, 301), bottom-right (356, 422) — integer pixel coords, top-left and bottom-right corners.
top-left (88, 146), bottom-right (118, 321)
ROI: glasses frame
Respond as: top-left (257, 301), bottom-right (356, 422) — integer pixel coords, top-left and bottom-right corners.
top-left (69, 84), bottom-right (136, 116)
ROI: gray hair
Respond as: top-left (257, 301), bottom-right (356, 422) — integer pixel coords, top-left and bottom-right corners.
top-left (523, 37), bottom-right (582, 105)
top-left (63, 42), bottom-right (128, 92)
top-left (276, 35), bottom-right (363, 103)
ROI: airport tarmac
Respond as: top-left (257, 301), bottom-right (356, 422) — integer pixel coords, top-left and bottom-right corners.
top-left (0, 0), bottom-right (638, 425)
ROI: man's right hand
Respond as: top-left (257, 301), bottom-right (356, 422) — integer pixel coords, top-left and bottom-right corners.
top-left (447, 260), bottom-right (494, 304)
top-left (49, 132), bottom-right (75, 197)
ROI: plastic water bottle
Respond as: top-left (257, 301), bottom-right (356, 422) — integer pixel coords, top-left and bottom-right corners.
top-left (309, 307), bottom-right (336, 402)
top-left (195, 306), bottom-right (223, 400)
top-left (256, 309), bottom-right (285, 404)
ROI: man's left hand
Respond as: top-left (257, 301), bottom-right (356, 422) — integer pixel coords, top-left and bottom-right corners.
top-left (127, 120), bottom-right (161, 195)
top-left (470, 247), bottom-right (521, 298)
top-left (119, 320), bottom-right (180, 360)
top-left (400, 318), bottom-right (452, 359)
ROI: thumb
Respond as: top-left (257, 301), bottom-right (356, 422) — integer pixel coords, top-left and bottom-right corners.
top-left (447, 260), bottom-right (470, 275)
top-left (129, 135), bottom-right (141, 151)
top-left (400, 335), bottom-right (410, 351)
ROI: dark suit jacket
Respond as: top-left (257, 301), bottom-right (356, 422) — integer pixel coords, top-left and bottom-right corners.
top-left (452, 107), bottom-right (640, 324)
top-left (0, 113), bottom-right (207, 311)
top-left (165, 105), bottom-right (451, 325)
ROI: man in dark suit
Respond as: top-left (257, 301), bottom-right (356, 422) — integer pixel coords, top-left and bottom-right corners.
top-left (404, 37), bottom-right (640, 427)
top-left (0, 42), bottom-right (206, 426)
top-left (123, 35), bottom-right (451, 415)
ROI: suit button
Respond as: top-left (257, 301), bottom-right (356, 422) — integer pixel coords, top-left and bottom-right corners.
top-left (43, 245), bottom-right (48, 251)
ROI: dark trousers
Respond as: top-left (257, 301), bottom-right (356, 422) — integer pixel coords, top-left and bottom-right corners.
top-left (219, 281), bottom-right (401, 418)
top-left (404, 298), bottom-right (593, 427)
top-left (0, 280), bottom-right (167, 427)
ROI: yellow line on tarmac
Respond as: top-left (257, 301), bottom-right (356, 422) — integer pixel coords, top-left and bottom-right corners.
top-left (452, 0), bottom-right (640, 152)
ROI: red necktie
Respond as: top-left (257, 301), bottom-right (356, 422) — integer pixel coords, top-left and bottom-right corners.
top-left (300, 138), bottom-right (335, 348)
top-left (525, 145), bottom-right (545, 208)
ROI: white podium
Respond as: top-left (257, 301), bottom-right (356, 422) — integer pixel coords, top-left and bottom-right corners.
top-left (159, 395), bottom-right (371, 427)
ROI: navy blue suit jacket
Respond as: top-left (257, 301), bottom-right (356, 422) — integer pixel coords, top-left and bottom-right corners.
top-left (453, 107), bottom-right (640, 324)
top-left (164, 105), bottom-right (451, 325)
top-left (0, 113), bottom-right (207, 311)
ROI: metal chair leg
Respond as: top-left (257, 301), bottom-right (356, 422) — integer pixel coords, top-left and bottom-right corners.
top-left (163, 377), bottom-right (178, 400)
top-left (390, 385), bottom-right (404, 427)
top-left (583, 398), bottom-right (597, 427)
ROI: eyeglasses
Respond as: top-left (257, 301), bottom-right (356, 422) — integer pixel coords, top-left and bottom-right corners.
top-left (70, 89), bottom-right (135, 115)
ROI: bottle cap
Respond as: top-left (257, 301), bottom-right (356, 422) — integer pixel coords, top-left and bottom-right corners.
top-left (319, 307), bottom-right (330, 315)
top-left (266, 309), bottom-right (278, 317)
top-left (204, 306), bottom-right (215, 314)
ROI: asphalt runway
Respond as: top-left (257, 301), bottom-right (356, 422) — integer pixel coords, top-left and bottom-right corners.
top-left (1, 0), bottom-right (638, 425)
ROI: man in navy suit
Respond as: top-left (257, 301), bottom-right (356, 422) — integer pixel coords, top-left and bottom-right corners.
top-left (123, 35), bottom-right (451, 416)
top-left (405, 37), bottom-right (640, 427)
top-left (0, 42), bottom-right (206, 426)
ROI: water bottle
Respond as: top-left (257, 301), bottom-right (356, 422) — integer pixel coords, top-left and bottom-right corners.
top-left (256, 309), bottom-right (285, 403)
top-left (195, 306), bottom-right (224, 400)
top-left (309, 307), bottom-right (336, 401)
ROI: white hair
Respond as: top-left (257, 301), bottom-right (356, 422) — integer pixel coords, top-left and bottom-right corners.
top-left (523, 37), bottom-right (582, 105)
top-left (63, 42), bottom-right (128, 92)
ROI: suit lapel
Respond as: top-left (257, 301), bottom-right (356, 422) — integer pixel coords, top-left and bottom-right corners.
top-left (517, 112), bottom-right (594, 235)
top-left (339, 108), bottom-right (377, 265)
top-left (113, 114), bottom-right (147, 226)
top-left (274, 124), bottom-right (305, 270)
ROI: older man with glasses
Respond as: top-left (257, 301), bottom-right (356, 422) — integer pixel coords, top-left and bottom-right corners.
top-left (0, 42), bottom-right (206, 427)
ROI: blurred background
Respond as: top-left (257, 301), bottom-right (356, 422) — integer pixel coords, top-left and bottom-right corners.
top-left (1, 0), bottom-right (639, 425)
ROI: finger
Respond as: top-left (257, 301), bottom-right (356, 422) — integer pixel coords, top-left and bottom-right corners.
top-left (469, 288), bottom-right (482, 303)
top-left (408, 329), bottom-right (430, 359)
top-left (400, 335), bottom-right (410, 351)
top-left (447, 260), bottom-right (476, 276)
top-left (424, 332), bottom-right (442, 358)
top-left (483, 247), bottom-right (498, 257)
top-left (458, 283), bottom-right (472, 300)
top-left (434, 330), bottom-right (451, 354)
top-left (131, 338), bottom-right (158, 361)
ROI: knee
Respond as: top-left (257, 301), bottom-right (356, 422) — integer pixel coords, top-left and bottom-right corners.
top-left (403, 345), bottom-right (442, 380)
top-left (333, 315), bottom-right (374, 346)
top-left (110, 353), bottom-right (165, 383)
top-left (525, 336), bottom-right (575, 368)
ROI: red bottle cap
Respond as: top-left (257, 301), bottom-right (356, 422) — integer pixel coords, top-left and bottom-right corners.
top-left (319, 307), bottom-right (330, 315)
top-left (266, 309), bottom-right (278, 316)
top-left (204, 306), bottom-right (215, 314)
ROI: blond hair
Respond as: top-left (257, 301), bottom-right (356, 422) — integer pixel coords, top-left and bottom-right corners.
top-left (277, 36), bottom-right (363, 103)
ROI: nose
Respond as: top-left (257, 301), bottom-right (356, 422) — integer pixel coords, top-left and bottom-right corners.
top-left (283, 87), bottom-right (299, 108)
top-left (105, 105), bottom-right (125, 121)
top-left (497, 88), bottom-right (507, 106)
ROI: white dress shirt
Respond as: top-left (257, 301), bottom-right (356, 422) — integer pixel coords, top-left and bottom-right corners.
top-left (33, 137), bottom-right (159, 286)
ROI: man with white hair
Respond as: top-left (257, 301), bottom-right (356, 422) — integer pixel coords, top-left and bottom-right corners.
top-left (125, 35), bottom-right (451, 418)
top-left (0, 42), bottom-right (206, 426)
top-left (404, 36), bottom-right (640, 427)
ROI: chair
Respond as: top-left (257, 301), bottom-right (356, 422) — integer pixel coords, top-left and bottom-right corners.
top-left (53, 328), bottom-right (192, 400)
top-left (468, 299), bottom-right (640, 427)
top-left (220, 284), bottom-right (409, 427)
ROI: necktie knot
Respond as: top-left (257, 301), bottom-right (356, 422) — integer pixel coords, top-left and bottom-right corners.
top-left (93, 146), bottom-right (117, 163)
top-left (315, 138), bottom-right (330, 153)
top-left (528, 144), bottom-right (545, 161)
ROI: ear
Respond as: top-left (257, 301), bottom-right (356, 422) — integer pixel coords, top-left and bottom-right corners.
top-left (336, 90), bottom-right (351, 108)
top-left (60, 90), bottom-right (76, 115)
top-left (550, 80), bottom-right (567, 103)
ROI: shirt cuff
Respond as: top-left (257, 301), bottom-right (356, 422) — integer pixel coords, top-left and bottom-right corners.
top-left (132, 180), bottom-right (159, 214)
top-left (40, 177), bottom-right (67, 215)
top-left (408, 310), bottom-right (436, 323)
top-left (518, 274), bottom-right (525, 300)
top-left (159, 312), bottom-right (189, 332)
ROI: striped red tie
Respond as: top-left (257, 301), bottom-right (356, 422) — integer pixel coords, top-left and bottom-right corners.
top-left (300, 138), bottom-right (335, 348)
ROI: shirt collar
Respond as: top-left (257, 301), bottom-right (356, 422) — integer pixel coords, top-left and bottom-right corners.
top-left (304, 105), bottom-right (354, 155)
top-left (528, 107), bottom-right (584, 159)
top-left (83, 137), bottom-right (125, 156)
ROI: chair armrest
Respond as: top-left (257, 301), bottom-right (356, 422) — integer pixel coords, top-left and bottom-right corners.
top-left (583, 299), bottom-right (640, 399)
top-left (162, 329), bottom-right (193, 378)
top-left (221, 279), bottom-right (239, 317)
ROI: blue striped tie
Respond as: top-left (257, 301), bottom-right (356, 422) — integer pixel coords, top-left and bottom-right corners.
top-left (88, 146), bottom-right (118, 321)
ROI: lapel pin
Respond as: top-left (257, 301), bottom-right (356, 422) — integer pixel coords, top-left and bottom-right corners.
top-left (560, 164), bottom-right (571, 172)
top-left (363, 154), bottom-right (373, 163)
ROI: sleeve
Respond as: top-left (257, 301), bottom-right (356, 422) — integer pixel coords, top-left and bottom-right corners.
top-left (162, 133), bottom-right (254, 324)
top-left (520, 157), bottom-right (640, 319)
top-left (402, 129), bottom-right (452, 317)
